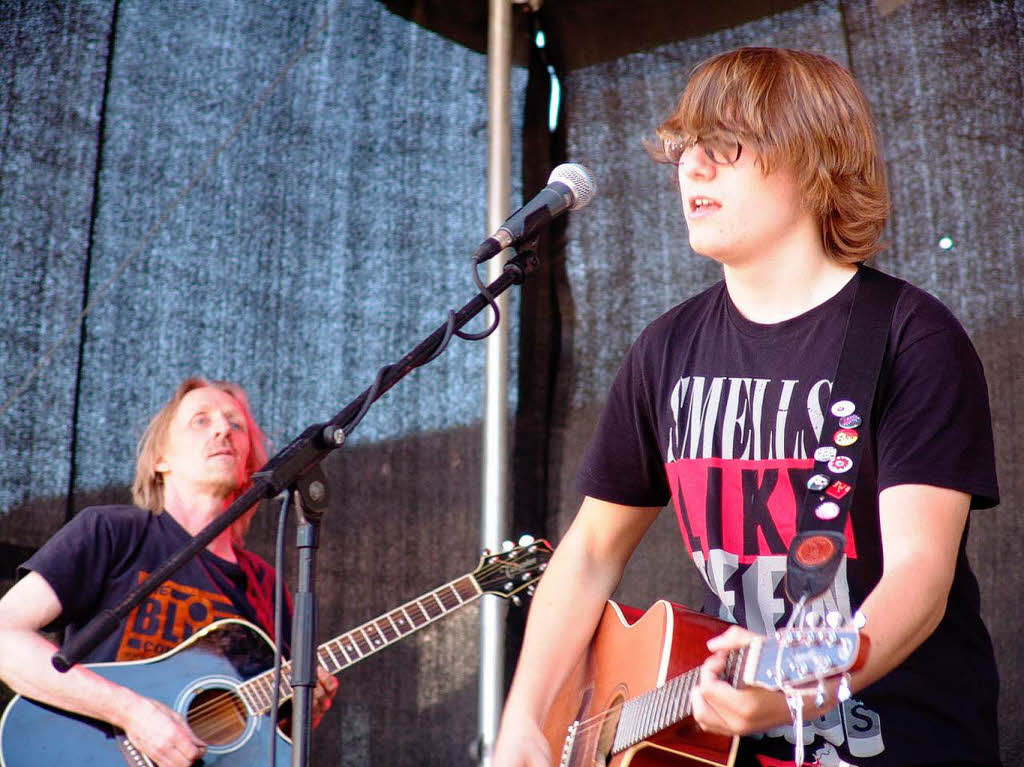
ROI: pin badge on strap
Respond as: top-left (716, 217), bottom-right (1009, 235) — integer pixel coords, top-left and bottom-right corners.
top-left (784, 267), bottom-right (902, 603)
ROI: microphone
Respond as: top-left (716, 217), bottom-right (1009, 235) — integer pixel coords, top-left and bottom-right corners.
top-left (473, 163), bottom-right (597, 263)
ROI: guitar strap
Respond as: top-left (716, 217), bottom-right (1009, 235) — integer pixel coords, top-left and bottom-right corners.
top-left (784, 266), bottom-right (902, 603)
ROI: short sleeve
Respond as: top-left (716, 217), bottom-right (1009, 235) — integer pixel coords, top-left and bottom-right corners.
top-left (876, 319), bottom-right (999, 509)
top-left (18, 506), bottom-right (142, 629)
top-left (577, 333), bottom-right (671, 507)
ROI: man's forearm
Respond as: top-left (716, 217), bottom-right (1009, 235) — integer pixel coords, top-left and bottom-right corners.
top-left (0, 628), bottom-right (138, 730)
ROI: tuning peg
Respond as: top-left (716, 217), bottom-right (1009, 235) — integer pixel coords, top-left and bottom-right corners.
top-left (826, 611), bottom-right (843, 628)
top-left (838, 673), bottom-right (852, 702)
top-left (511, 596), bottom-right (522, 607)
top-left (518, 534), bottom-right (535, 546)
top-left (852, 611), bottom-right (867, 629)
top-left (526, 586), bottom-right (535, 596)
top-left (804, 613), bottom-right (823, 628)
top-left (501, 540), bottom-right (514, 552)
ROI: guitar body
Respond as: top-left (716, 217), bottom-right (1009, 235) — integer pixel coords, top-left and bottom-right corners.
top-left (0, 539), bottom-right (555, 767)
top-left (0, 619), bottom-right (290, 767)
top-left (543, 600), bottom-right (738, 767)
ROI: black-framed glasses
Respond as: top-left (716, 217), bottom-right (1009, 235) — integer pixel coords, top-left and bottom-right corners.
top-left (664, 133), bottom-right (743, 166)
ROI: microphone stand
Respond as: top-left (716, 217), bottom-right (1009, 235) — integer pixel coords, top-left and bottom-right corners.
top-left (52, 240), bottom-right (542, 767)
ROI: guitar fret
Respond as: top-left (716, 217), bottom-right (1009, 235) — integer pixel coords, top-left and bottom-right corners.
top-left (252, 676), bottom-right (272, 712)
top-left (613, 702), bottom-right (628, 752)
top-left (323, 641), bottom-right (343, 670)
top-left (278, 674), bottom-right (293, 702)
top-left (446, 583), bottom-right (464, 604)
top-left (237, 682), bottom-right (259, 715)
top-left (422, 594), bottom-right (443, 619)
top-left (397, 606), bottom-right (417, 626)
top-left (386, 612), bottom-right (404, 637)
top-left (658, 683), bottom-right (671, 732)
top-left (317, 646), bottom-right (336, 673)
top-left (670, 675), bottom-right (684, 721)
top-left (675, 674), bottom-right (688, 718)
top-left (413, 600), bottom-right (431, 624)
top-left (353, 629), bottom-right (373, 655)
top-left (363, 624), bottom-right (386, 651)
top-left (377, 617), bottom-right (399, 643)
top-left (455, 575), bottom-right (481, 600)
top-left (340, 636), bottom-right (361, 661)
top-left (436, 586), bottom-right (455, 609)
top-left (663, 678), bottom-right (677, 729)
top-left (647, 689), bottom-right (660, 737)
top-left (656, 684), bottom-right (669, 733)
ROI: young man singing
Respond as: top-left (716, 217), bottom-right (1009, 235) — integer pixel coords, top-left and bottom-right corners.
top-left (493, 47), bottom-right (999, 767)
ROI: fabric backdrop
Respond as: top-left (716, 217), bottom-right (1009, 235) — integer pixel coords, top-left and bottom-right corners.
top-left (0, 1), bottom-right (524, 764)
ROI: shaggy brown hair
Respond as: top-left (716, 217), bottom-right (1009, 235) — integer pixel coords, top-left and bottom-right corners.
top-left (651, 47), bottom-right (889, 264)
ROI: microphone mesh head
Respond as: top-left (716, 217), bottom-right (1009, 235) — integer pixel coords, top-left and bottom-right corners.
top-left (548, 163), bottom-right (597, 210)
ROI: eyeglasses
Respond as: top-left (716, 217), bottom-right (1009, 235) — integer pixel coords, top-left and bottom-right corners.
top-left (664, 133), bottom-right (743, 166)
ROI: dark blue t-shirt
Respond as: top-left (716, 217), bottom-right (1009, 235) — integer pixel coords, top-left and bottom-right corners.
top-left (20, 504), bottom-right (289, 664)
top-left (578, 267), bottom-right (1000, 766)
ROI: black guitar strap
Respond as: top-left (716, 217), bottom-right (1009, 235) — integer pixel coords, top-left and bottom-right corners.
top-left (784, 266), bottom-right (902, 603)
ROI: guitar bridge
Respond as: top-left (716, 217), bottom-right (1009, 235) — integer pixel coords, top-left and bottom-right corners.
top-left (559, 720), bottom-right (579, 767)
top-left (117, 735), bottom-right (155, 767)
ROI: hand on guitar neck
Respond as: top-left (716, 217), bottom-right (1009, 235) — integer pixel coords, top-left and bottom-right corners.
top-left (691, 624), bottom-right (838, 738)
top-left (521, 600), bottom-right (866, 767)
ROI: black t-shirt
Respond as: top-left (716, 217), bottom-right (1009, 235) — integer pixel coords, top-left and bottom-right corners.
top-left (578, 268), bottom-right (1000, 766)
top-left (20, 504), bottom-right (289, 664)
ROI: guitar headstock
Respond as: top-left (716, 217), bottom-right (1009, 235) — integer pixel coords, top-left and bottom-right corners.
top-left (472, 536), bottom-right (552, 602)
top-left (743, 622), bottom-right (867, 690)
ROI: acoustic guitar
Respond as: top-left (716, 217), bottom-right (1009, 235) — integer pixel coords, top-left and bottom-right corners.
top-left (0, 538), bottom-right (552, 766)
top-left (543, 600), bottom-right (865, 767)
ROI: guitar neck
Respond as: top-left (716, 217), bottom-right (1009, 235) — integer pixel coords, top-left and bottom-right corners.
top-left (609, 645), bottom-right (748, 755)
top-left (239, 574), bottom-right (482, 715)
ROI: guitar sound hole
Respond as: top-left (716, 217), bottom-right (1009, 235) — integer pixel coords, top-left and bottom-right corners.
top-left (185, 688), bottom-right (248, 746)
top-left (595, 693), bottom-right (624, 765)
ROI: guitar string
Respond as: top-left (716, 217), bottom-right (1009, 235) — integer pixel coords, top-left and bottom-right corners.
top-left (175, 558), bottom-right (541, 730)
top-left (560, 664), bottom-right (705, 753)
top-left (561, 644), bottom-right (754, 753)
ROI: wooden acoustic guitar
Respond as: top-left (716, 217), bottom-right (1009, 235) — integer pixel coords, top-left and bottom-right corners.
top-left (543, 600), bottom-right (866, 767)
top-left (0, 538), bottom-right (552, 766)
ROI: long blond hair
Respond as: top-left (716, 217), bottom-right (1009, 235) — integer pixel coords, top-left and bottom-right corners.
top-left (132, 377), bottom-right (269, 545)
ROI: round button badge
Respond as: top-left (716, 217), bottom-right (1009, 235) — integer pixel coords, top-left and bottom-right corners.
top-left (827, 455), bottom-right (854, 474)
top-left (814, 446), bottom-right (838, 463)
top-left (833, 428), bottom-right (859, 447)
top-left (831, 400), bottom-right (856, 417)
top-left (815, 501), bottom-right (841, 520)
top-left (839, 414), bottom-right (862, 429)
top-left (807, 474), bottom-right (831, 491)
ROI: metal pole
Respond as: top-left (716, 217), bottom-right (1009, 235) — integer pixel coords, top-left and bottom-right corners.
top-left (479, 0), bottom-right (512, 764)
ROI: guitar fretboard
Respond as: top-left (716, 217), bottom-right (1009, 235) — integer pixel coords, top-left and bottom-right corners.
top-left (237, 575), bottom-right (481, 715)
top-left (610, 646), bottom-right (747, 754)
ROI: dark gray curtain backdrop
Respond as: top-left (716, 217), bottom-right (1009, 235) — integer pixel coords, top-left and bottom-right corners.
top-left (1, 1), bottom-right (524, 764)
top-left (2, 0), bottom-right (1022, 764)
top-left (547, 0), bottom-right (1023, 761)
